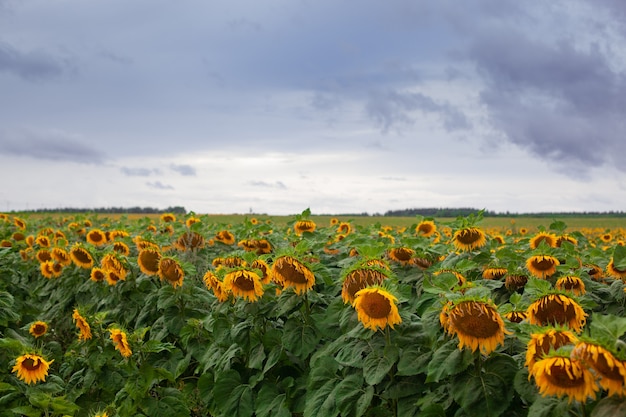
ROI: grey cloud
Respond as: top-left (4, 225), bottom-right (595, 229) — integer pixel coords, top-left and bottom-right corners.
top-left (0, 41), bottom-right (68, 81)
top-left (249, 180), bottom-right (287, 189)
top-left (365, 90), bottom-right (471, 133)
top-left (147, 181), bottom-right (174, 190)
top-left (170, 164), bottom-right (196, 176)
top-left (0, 129), bottom-right (106, 164)
top-left (120, 167), bottom-right (159, 177)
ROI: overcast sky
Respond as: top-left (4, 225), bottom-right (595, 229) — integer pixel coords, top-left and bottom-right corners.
top-left (1, 0), bottom-right (625, 215)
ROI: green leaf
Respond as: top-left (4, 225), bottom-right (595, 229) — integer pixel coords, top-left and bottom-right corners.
top-left (425, 338), bottom-right (474, 383)
top-left (527, 395), bottom-right (571, 417)
top-left (304, 379), bottom-right (339, 417)
top-left (255, 384), bottom-right (291, 417)
top-left (548, 220), bottom-right (567, 233)
top-left (214, 370), bottom-right (254, 417)
top-left (247, 342), bottom-right (266, 370)
top-left (335, 339), bottom-right (369, 368)
top-left (451, 354), bottom-right (517, 417)
top-left (589, 312), bottom-right (626, 351)
top-left (282, 319), bottom-right (320, 359)
top-left (422, 272), bottom-right (459, 294)
top-left (10, 406), bottom-right (42, 417)
top-left (335, 374), bottom-right (373, 417)
top-left (591, 396), bottom-right (626, 417)
top-left (362, 345), bottom-right (399, 386)
top-left (397, 346), bottom-right (429, 377)
top-left (613, 245), bottom-right (626, 270)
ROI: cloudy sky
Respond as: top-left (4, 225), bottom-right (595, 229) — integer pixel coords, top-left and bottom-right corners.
top-left (1, 0), bottom-right (625, 215)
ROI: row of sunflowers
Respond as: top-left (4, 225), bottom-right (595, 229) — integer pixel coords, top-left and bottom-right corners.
top-left (1, 210), bottom-right (626, 417)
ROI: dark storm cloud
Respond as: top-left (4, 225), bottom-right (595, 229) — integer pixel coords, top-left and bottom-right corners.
top-left (147, 181), bottom-right (174, 190)
top-left (0, 41), bottom-right (67, 81)
top-left (120, 167), bottom-right (159, 177)
top-left (170, 164), bottom-right (196, 176)
top-left (0, 129), bottom-right (106, 164)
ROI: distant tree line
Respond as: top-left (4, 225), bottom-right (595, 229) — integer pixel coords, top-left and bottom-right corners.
top-left (11, 206), bottom-right (187, 215)
top-left (383, 208), bottom-right (626, 217)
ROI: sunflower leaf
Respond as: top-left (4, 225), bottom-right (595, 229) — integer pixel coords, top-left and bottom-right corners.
top-left (255, 384), bottom-right (290, 417)
top-left (425, 338), bottom-right (474, 383)
top-left (214, 370), bottom-right (254, 417)
top-left (282, 319), bottom-right (320, 359)
top-left (588, 312), bottom-right (626, 354)
top-left (363, 345), bottom-right (399, 386)
top-left (613, 245), bottom-right (626, 270)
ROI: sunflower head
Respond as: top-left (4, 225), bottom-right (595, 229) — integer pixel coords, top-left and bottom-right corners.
top-left (203, 271), bottom-right (229, 302)
top-left (72, 309), bottom-right (92, 341)
top-left (526, 255), bottom-right (560, 279)
top-left (223, 268), bottom-right (265, 302)
top-left (352, 286), bottom-right (402, 331)
top-left (452, 227), bottom-right (487, 252)
top-left (29, 321), bottom-right (48, 338)
top-left (215, 230), bottom-right (236, 245)
top-left (109, 328), bottom-right (132, 358)
top-left (12, 354), bottom-right (54, 385)
top-left (69, 244), bottom-right (94, 269)
top-left (529, 231), bottom-right (558, 249)
top-left (271, 255), bottom-right (316, 295)
top-left (572, 341), bottom-right (626, 397)
top-left (341, 262), bottom-right (390, 304)
top-left (158, 257), bottom-right (185, 288)
top-left (387, 247), bottom-right (415, 265)
top-left (86, 228), bottom-right (107, 246)
top-left (415, 220), bottom-right (437, 237)
top-left (526, 293), bottom-right (587, 333)
top-left (174, 231), bottom-right (205, 251)
top-left (294, 219), bottom-right (316, 235)
top-left (525, 327), bottom-right (579, 369)
top-left (555, 276), bottom-right (586, 296)
top-left (137, 247), bottom-right (161, 276)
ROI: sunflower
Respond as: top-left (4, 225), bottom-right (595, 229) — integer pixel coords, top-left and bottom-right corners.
top-left (238, 239), bottom-right (257, 252)
top-left (105, 270), bottom-right (124, 286)
top-left (526, 294), bottom-right (587, 333)
top-left (387, 247), bottom-right (415, 265)
top-left (250, 259), bottom-right (272, 284)
top-left (352, 287), bottom-right (401, 331)
top-left (51, 247), bottom-right (72, 266)
top-left (72, 309), bottom-right (92, 340)
top-left (13, 217), bottom-right (27, 229)
top-left (137, 247), bottom-right (161, 276)
top-left (556, 234), bottom-right (578, 247)
top-left (215, 230), bottom-right (236, 245)
top-left (12, 354), bottom-right (54, 385)
top-left (415, 220), bottom-right (437, 237)
top-left (203, 271), bottom-right (229, 302)
top-left (86, 229), bottom-right (107, 246)
top-left (223, 269), bottom-right (264, 302)
top-left (341, 267), bottom-right (389, 304)
top-left (158, 257), bottom-right (184, 288)
top-left (452, 227), bottom-right (487, 252)
top-left (530, 352), bottom-right (598, 403)
top-left (109, 229), bottom-right (130, 240)
top-left (441, 299), bottom-right (508, 354)
top-left (572, 341), bottom-right (626, 397)
top-left (175, 231), bottom-right (205, 251)
top-left (504, 274), bottom-right (529, 291)
top-left (160, 213), bottom-right (176, 222)
top-left (213, 256), bottom-right (246, 269)
top-left (69, 244), bottom-right (94, 269)
top-left (36, 249), bottom-right (52, 263)
top-left (525, 327), bottom-right (579, 370)
top-left (482, 267), bottom-right (507, 280)
top-left (90, 267), bottom-right (106, 282)
top-left (1, 240), bottom-right (11, 248)
top-left (330, 218), bottom-right (339, 226)
top-left (29, 321), bottom-right (48, 338)
top-left (271, 255), bottom-right (315, 295)
top-left (40, 261), bottom-right (56, 279)
top-left (109, 328), bottom-right (132, 358)
top-left (254, 239), bottom-right (272, 255)
top-left (606, 259), bottom-right (626, 280)
top-left (526, 255), bottom-right (560, 279)
top-left (530, 232), bottom-right (558, 249)
top-left (505, 311), bottom-right (527, 323)
top-left (492, 235), bottom-right (505, 245)
top-left (112, 241), bottom-right (131, 256)
top-left (294, 219), bottom-right (316, 235)
top-left (555, 276), bottom-right (586, 296)
top-left (35, 235), bottom-right (51, 247)
top-left (185, 216), bottom-right (201, 228)
top-left (601, 233), bottom-right (613, 243)
top-left (433, 269), bottom-right (466, 288)
top-left (337, 222), bottom-right (352, 235)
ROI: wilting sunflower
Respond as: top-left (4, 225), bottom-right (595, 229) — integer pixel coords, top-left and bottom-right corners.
top-left (86, 229), bottom-right (107, 246)
top-left (415, 220), bottom-right (437, 237)
top-left (160, 213), bottom-right (176, 223)
top-left (35, 235), bottom-right (51, 247)
top-left (185, 216), bottom-right (201, 228)
top-left (572, 341), bottom-right (626, 397)
top-left (527, 293), bottom-right (587, 333)
top-left (29, 321), bottom-right (48, 338)
top-left (72, 309), bottom-right (92, 340)
top-left (109, 229), bottom-right (130, 240)
top-left (203, 271), bottom-right (229, 302)
top-left (387, 247), bottom-right (415, 265)
top-left (482, 267), bottom-right (507, 280)
top-left (526, 255), bottom-right (560, 279)
top-left (69, 244), bottom-right (94, 269)
top-left (36, 249), bottom-right (52, 263)
top-left (213, 256), bottom-right (246, 269)
top-left (112, 241), bottom-right (131, 256)
top-left (530, 231), bottom-right (558, 249)
top-left (271, 255), bottom-right (315, 295)
top-left (137, 247), bottom-right (161, 276)
top-left (13, 217), bottom-right (27, 229)
top-left (223, 269), bottom-right (264, 302)
top-left (40, 261), bottom-right (56, 279)
top-left (606, 259), bottom-right (626, 280)
top-left (341, 266), bottom-right (389, 304)
top-left (337, 222), bottom-right (352, 235)
top-left (555, 276), bottom-right (586, 296)
top-left (254, 239), bottom-right (272, 255)
top-left (525, 327), bottom-right (579, 370)
top-left (250, 259), bottom-right (272, 284)
top-left (12, 354), bottom-right (54, 385)
top-left (174, 231), bottom-right (205, 251)
top-left (583, 263), bottom-right (606, 282)
top-left (452, 227), bottom-right (487, 252)
top-left (530, 352), bottom-right (598, 404)
top-left (109, 328), bottom-right (132, 358)
top-left (505, 311), bottom-right (528, 324)
top-left (215, 230), bottom-right (236, 245)
top-left (0, 240), bottom-right (12, 248)
top-left (505, 274), bottom-right (529, 291)
top-left (441, 299), bottom-right (508, 355)
top-left (90, 267), bottom-right (106, 282)
top-left (158, 257), bottom-right (185, 288)
top-left (556, 234), bottom-right (578, 247)
top-left (51, 247), bottom-right (72, 266)
top-left (294, 219), bottom-right (316, 235)
top-left (352, 287), bottom-right (401, 331)
top-left (237, 239), bottom-right (257, 252)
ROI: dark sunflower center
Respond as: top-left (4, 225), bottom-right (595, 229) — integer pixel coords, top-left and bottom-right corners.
top-left (535, 297), bottom-right (576, 325)
top-left (361, 292), bottom-right (392, 319)
top-left (161, 261), bottom-right (182, 282)
top-left (456, 229), bottom-right (482, 244)
top-left (588, 350), bottom-right (623, 380)
top-left (344, 269), bottom-right (386, 299)
top-left (546, 363), bottom-right (585, 388)
top-left (22, 358), bottom-right (40, 371)
top-left (451, 303), bottom-right (501, 338)
top-left (276, 259), bottom-right (309, 284)
top-left (234, 274), bottom-right (256, 291)
top-left (33, 325), bottom-right (46, 335)
top-left (535, 333), bottom-right (572, 362)
top-left (391, 248), bottom-right (413, 261)
top-left (139, 251), bottom-right (160, 272)
top-left (418, 224), bottom-right (433, 234)
top-left (531, 258), bottom-right (556, 271)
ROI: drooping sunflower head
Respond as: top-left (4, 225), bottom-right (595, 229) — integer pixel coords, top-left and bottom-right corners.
top-left (137, 247), bottom-right (161, 276)
top-left (50, 247), bottom-right (71, 266)
top-left (174, 231), bottom-right (205, 251)
top-left (72, 309), bottom-right (92, 341)
top-left (452, 227), bottom-right (487, 252)
top-left (526, 293), bottom-right (587, 333)
top-left (504, 274), bottom-right (529, 291)
top-left (415, 220), bottom-right (437, 237)
top-left (250, 259), bottom-right (272, 284)
top-left (90, 267), bottom-right (106, 283)
top-left (12, 353), bottom-right (54, 385)
top-left (112, 241), bottom-right (131, 256)
top-left (13, 217), bottom-right (27, 230)
top-left (504, 311), bottom-right (528, 324)
top-left (86, 229), bottom-right (107, 246)
top-left (442, 298), bottom-right (508, 355)
top-left (556, 234), bottom-right (578, 247)
top-left (341, 265), bottom-right (389, 304)
top-left (215, 230), bottom-right (236, 245)
top-left (254, 239), bottom-right (272, 255)
top-left (337, 222), bottom-right (352, 235)
top-left (526, 255), bottom-right (560, 279)
top-left (158, 257), bottom-right (185, 288)
top-left (271, 255), bottom-right (315, 295)
top-left (69, 244), bottom-right (94, 269)
top-left (109, 328), bottom-right (132, 358)
top-left (203, 271), bottom-right (229, 302)
top-left (529, 231), bottom-right (558, 249)
top-left (555, 276), bottom-right (586, 296)
top-left (36, 249), bottom-right (52, 263)
top-left (35, 235), bottom-right (51, 247)
top-left (294, 219), bottom-right (316, 235)
top-left (525, 327), bottom-right (579, 369)
top-left (482, 267), bottom-right (508, 280)
top-left (352, 286), bottom-right (402, 331)
top-left (571, 341), bottom-right (626, 397)
top-left (387, 247), bottom-right (415, 265)
top-left (29, 321), bottom-right (48, 338)
top-left (223, 268), bottom-right (265, 302)
top-left (606, 259), bottom-right (626, 280)
top-left (160, 213), bottom-right (177, 223)
top-left (530, 351), bottom-right (598, 404)
top-left (185, 216), bottom-right (201, 228)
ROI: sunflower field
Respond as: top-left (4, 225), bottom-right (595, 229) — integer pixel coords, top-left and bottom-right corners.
top-left (1, 209), bottom-right (626, 417)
